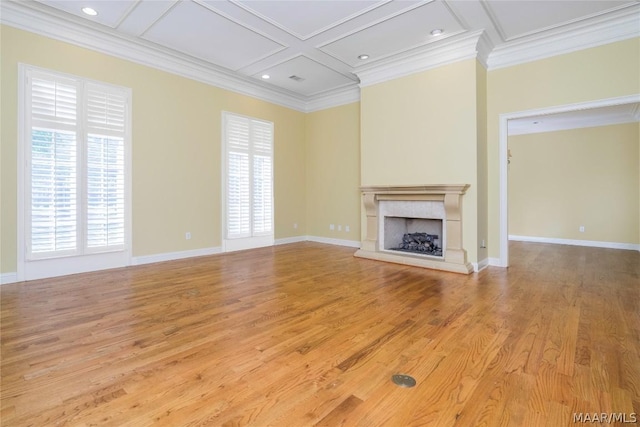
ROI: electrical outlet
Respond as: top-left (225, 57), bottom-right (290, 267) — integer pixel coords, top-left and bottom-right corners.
top-left (293, 223), bottom-right (298, 229)
top-left (338, 225), bottom-right (342, 231)
top-left (481, 239), bottom-right (486, 248)
top-left (185, 232), bottom-right (191, 240)
top-left (345, 225), bottom-right (350, 232)
top-left (329, 224), bottom-right (335, 230)
top-left (579, 226), bottom-right (585, 233)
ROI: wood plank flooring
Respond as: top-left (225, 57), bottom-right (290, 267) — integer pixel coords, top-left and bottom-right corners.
top-left (1, 241), bottom-right (638, 426)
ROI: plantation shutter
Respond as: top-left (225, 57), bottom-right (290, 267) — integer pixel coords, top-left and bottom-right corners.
top-left (29, 74), bottom-right (79, 257)
top-left (223, 113), bottom-right (273, 243)
top-left (225, 115), bottom-right (252, 239)
top-left (24, 67), bottom-right (130, 263)
top-left (85, 83), bottom-right (127, 251)
top-left (251, 121), bottom-right (273, 236)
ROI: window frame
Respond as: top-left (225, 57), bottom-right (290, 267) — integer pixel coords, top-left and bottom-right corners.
top-left (221, 111), bottom-right (274, 252)
top-left (17, 64), bottom-right (132, 281)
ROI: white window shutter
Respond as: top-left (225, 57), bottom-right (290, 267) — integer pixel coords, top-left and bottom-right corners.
top-left (24, 68), bottom-right (130, 263)
top-left (29, 75), bottom-right (79, 257)
top-left (251, 121), bottom-right (273, 235)
top-left (225, 115), bottom-right (251, 239)
top-left (223, 113), bottom-right (273, 244)
top-left (85, 84), bottom-right (127, 251)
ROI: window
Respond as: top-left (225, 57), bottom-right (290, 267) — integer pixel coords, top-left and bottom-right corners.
top-left (19, 65), bottom-right (131, 280)
top-left (222, 112), bottom-right (274, 252)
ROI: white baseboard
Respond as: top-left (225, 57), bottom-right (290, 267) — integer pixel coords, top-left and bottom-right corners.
top-left (306, 236), bottom-right (361, 248)
top-left (509, 235), bottom-right (640, 251)
top-left (274, 236), bottom-right (308, 245)
top-left (488, 257), bottom-right (504, 267)
top-left (132, 246), bottom-right (222, 265)
top-left (8, 238), bottom-right (359, 283)
top-left (0, 272), bottom-right (19, 285)
top-left (473, 258), bottom-right (489, 272)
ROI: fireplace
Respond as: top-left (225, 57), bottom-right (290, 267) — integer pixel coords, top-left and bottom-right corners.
top-left (355, 185), bottom-right (472, 274)
top-left (384, 218), bottom-right (443, 257)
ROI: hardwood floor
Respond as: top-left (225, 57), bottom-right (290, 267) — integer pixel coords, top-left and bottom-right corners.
top-left (1, 242), bottom-right (638, 426)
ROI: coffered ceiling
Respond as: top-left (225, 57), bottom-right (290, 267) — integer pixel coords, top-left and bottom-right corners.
top-left (2, 0), bottom-right (639, 111)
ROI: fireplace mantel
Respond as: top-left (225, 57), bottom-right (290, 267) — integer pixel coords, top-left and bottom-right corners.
top-left (354, 184), bottom-right (473, 274)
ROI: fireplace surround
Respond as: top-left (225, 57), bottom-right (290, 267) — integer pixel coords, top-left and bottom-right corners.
top-left (354, 185), bottom-right (473, 274)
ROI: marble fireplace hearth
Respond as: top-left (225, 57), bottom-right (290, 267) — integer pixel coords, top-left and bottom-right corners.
top-left (354, 185), bottom-right (473, 274)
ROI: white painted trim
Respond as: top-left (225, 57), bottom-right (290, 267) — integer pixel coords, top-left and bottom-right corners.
top-left (307, 236), bottom-right (361, 248)
top-left (0, 273), bottom-right (19, 285)
top-left (509, 235), bottom-right (640, 252)
top-left (17, 63), bottom-right (26, 282)
top-left (356, 30), bottom-right (484, 88)
top-left (23, 252), bottom-right (130, 281)
top-left (274, 236), bottom-right (308, 245)
top-left (488, 5), bottom-right (640, 70)
top-left (2, 1), bottom-right (638, 113)
top-left (17, 64), bottom-right (134, 281)
top-left (0, 1), bottom-right (308, 112)
top-left (498, 94), bottom-right (640, 268)
top-left (306, 85), bottom-right (360, 112)
top-left (131, 246), bottom-right (223, 266)
top-left (488, 257), bottom-right (503, 267)
top-left (223, 236), bottom-right (275, 253)
top-left (473, 258), bottom-right (489, 272)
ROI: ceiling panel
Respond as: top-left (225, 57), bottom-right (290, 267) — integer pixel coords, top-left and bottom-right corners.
top-left (484, 0), bottom-right (631, 41)
top-left (17, 0), bottom-right (640, 102)
top-left (142, 0), bottom-right (285, 71)
top-left (254, 56), bottom-right (356, 96)
top-left (234, 0), bottom-right (384, 40)
top-left (36, 0), bottom-right (137, 28)
top-left (320, 1), bottom-right (466, 67)
top-left (118, 0), bottom-right (177, 37)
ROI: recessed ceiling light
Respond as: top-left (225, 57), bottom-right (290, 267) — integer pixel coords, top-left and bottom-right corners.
top-left (81, 7), bottom-right (98, 16)
top-left (430, 29), bottom-right (443, 36)
top-left (261, 74), bottom-right (270, 79)
top-left (358, 54), bottom-right (370, 60)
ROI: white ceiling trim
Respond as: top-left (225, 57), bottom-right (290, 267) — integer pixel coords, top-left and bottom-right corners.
top-left (232, 0), bottom-right (389, 41)
top-left (2, 1), bottom-right (639, 112)
top-left (0, 0), bottom-right (309, 111)
top-left (488, 4), bottom-right (640, 70)
top-left (191, 0), bottom-right (290, 71)
top-left (306, 85), bottom-right (361, 113)
top-left (317, 1), bottom-right (441, 68)
top-left (356, 30), bottom-right (486, 88)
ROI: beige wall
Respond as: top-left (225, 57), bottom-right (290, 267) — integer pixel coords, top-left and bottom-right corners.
top-left (487, 38), bottom-right (640, 259)
top-left (0, 25), bottom-right (306, 273)
top-left (2, 24), bottom-right (639, 275)
top-left (360, 59), bottom-right (484, 263)
top-left (305, 103), bottom-right (361, 242)
top-left (509, 123), bottom-right (639, 244)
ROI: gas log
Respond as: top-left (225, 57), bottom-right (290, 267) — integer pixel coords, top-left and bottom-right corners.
top-left (392, 233), bottom-right (442, 257)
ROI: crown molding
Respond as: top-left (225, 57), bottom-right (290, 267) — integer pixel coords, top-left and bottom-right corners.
top-left (487, 4), bottom-right (640, 70)
top-left (2, 0), bottom-right (639, 111)
top-left (0, 0), bottom-right (310, 112)
top-left (475, 30), bottom-right (494, 69)
top-left (305, 85), bottom-right (360, 112)
top-left (355, 30), bottom-right (486, 88)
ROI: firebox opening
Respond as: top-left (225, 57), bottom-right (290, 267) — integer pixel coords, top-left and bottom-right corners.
top-left (383, 217), bottom-right (444, 258)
